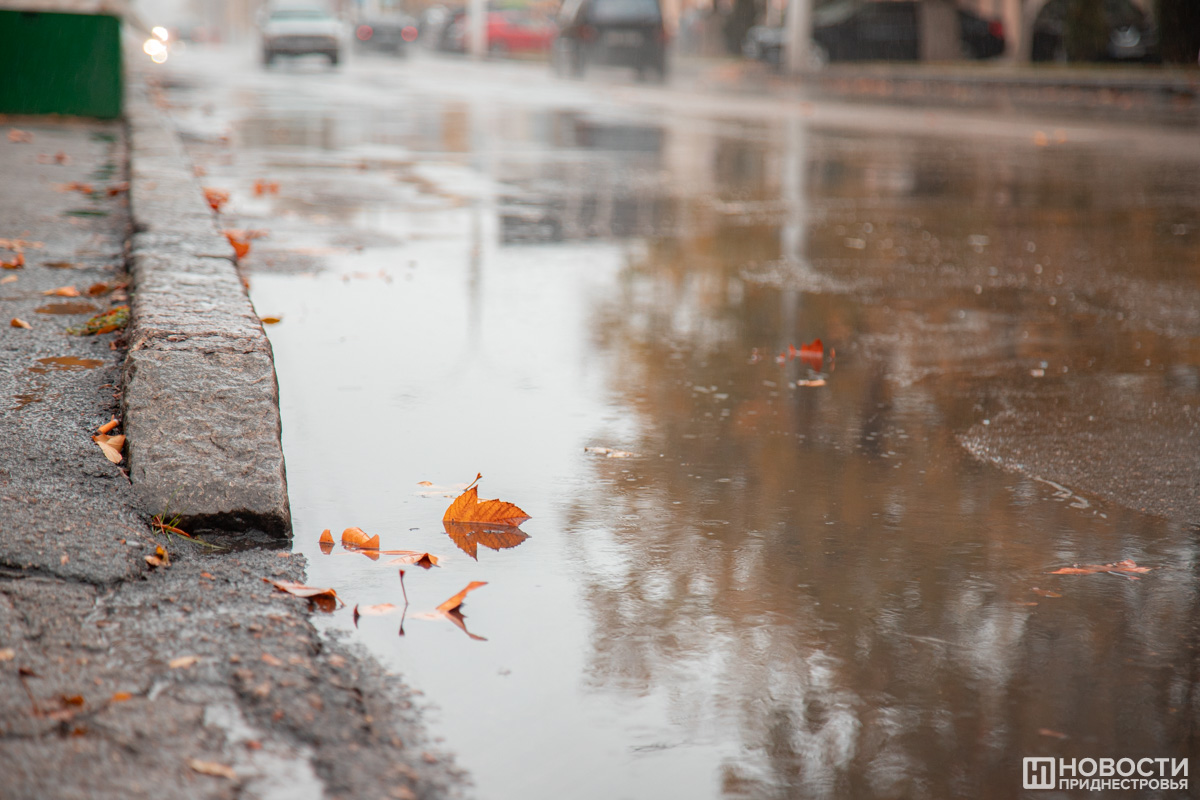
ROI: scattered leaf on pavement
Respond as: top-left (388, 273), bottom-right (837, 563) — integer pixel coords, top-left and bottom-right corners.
top-left (224, 231), bottom-right (251, 259)
top-left (93, 433), bottom-right (124, 463)
top-left (0, 648), bottom-right (14, 661)
top-left (98, 418), bottom-right (119, 434)
top-left (144, 545), bottom-right (170, 568)
top-left (86, 280), bottom-right (125, 296)
top-left (318, 528), bottom-right (335, 554)
top-left (169, 655), bottom-right (200, 669)
top-left (43, 286), bottom-right (81, 297)
top-left (0, 275), bottom-right (16, 284)
top-left (263, 578), bottom-right (343, 610)
top-left (187, 759), bottom-right (236, 780)
top-left (1050, 560), bottom-right (1151, 579)
top-left (110, 691), bottom-right (132, 702)
top-left (253, 179), bottom-right (280, 195)
top-left (67, 305), bottom-right (128, 336)
top-left (202, 187), bottom-right (229, 213)
top-left (442, 474), bottom-right (530, 526)
top-left (8, 128), bottom-right (33, 143)
top-left (11, 318), bottom-right (31, 329)
top-left (1, 252), bottom-right (24, 269)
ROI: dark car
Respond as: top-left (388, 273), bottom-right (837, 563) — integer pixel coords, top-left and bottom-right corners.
top-left (744, 0), bottom-right (1004, 68)
top-left (552, 0), bottom-right (668, 81)
top-left (1031, 0), bottom-right (1158, 62)
top-left (354, 14), bottom-right (419, 56)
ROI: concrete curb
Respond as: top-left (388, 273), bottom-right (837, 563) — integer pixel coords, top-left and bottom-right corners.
top-left (123, 79), bottom-right (291, 543)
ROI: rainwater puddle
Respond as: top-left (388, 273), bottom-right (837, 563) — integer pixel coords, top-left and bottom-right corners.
top-left (28, 356), bottom-right (104, 373)
top-left (168, 48), bottom-right (1200, 800)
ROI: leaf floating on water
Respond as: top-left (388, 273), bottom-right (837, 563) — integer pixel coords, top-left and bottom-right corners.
top-left (442, 474), bottom-right (530, 526)
top-left (795, 379), bottom-right (826, 388)
top-left (93, 433), bottom-right (125, 464)
top-left (411, 581), bottom-right (489, 641)
top-left (341, 527), bottom-right (380, 560)
top-left (262, 578), bottom-right (343, 610)
top-left (1039, 728), bottom-right (1069, 740)
top-left (1031, 588), bottom-right (1062, 598)
top-left (1049, 560), bottom-right (1151, 580)
top-left (356, 603), bottom-right (399, 616)
top-left (436, 581), bottom-right (487, 613)
top-left (318, 528), bottom-right (335, 555)
top-left (384, 551), bottom-right (439, 569)
top-left (443, 522), bottom-right (529, 560)
top-left (584, 446), bottom-right (638, 458)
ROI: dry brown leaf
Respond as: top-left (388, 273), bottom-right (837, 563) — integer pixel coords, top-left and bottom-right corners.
top-left (187, 759), bottom-right (236, 780)
top-left (318, 528), bottom-right (335, 555)
top-left (342, 527), bottom-right (380, 550)
top-left (93, 433), bottom-right (124, 464)
top-left (0, 275), bottom-right (16, 284)
top-left (442, 474), bottom-right (530, 526)
top-left (263, 578), bottom-right (343, 610)
top-left (1, 252), bottom-right (25, 269)
top-left (417, 480), bottom-right (434, 486)
top-left (436, 581), bottom-right (487, 613)
top-left (106, 182), bottom-right (129, 196)
top-left (98, 418), bottom-right (119, 435)
top-left (261, 653), bottom-right (283, 667)
top-left (110, 691), bottom-right (132, 702)
top-left (10, 318), bottom-right (31, 329)
top-left (1039, 728), bottom-right (1069, 740)
top-left (43, 285), bottom-right (81, 297)
top-left (145, 554), bottom-right (167, 568)
top-left (259, 316), bottom-right (281, 325)
top-left (0, 648), bottom-right (14, 661)
top-left (169, 655), bottom-right (200, 669)
top-left (86, 281), bottom-right (125, 296)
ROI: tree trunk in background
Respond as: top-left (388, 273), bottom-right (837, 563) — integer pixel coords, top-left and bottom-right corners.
top-left (1157, 0), bottom-right (1200, 63)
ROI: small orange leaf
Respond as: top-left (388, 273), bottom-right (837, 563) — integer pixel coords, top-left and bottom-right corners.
top-left (224, 232), bottom-right (251, 259)
top-left (93, 433), bottom-right (124, 463)
top-left (318, 528), bottom-right (335, 554)
top-left (1050, 560), bottom-right (1151, 579)
top-left (43, 286), bottom-right (80, 297)
top-left (442, 474), bottom-right (530, 526)
top-left (8, 128), bottom-right (33, 143)
top-left (259, 315), bottom-right (281, 325)
top-left (417, 480), bottom-right (433, 486)
top-left (110, 692), bottom-right (132, 703)
top-left (11, 317), bottom-right (31, 329)
top-left (187, 759), bottom-right (236, 780)
top-left (98, 418), bottom-right (119, 435)
top-left (2, 253), bottom-right (25, 269)
top-left (203, 187), bottom-right (229, 212)
top-left (169, 655), bottom-right (200, 669)
top-left (342, 527), bottom-right (380, 550)
top-left (1031, 588), bottom-right (1062, 598)
top-left (0, 275), bottom-right (16, 284)
top-left (436, 581), bottom-right (488, 613)
top-left (384, 551), bottom-right (440, 568)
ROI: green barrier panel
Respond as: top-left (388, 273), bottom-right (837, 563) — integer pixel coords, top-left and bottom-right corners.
top-left (0, 9), bottom-right (122, 118)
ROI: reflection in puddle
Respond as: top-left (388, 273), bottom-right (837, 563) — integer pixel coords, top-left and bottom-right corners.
top-left (29, 356), bottom-right (105, 373)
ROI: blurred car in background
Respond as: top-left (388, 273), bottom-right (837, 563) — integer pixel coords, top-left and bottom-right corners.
top-left (445, 10), bottom-right (556, 55)
top-left (552, 0), bottom-right (669, 80)
top-left (261, 5), bottom-right (342, 66)
top-left (354, 14), bottom-right (419, 56)
top-left (744, 0), bottom-right (1004, 68)
top-left (1031, 0), bottom-right (1159, 62)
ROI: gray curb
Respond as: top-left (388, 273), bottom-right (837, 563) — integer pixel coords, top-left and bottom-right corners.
top-left (122, 80), bottom-right (291, 543)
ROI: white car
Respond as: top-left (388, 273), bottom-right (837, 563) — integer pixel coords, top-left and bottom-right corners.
top-left (261, 6), bottom-right (343, 66)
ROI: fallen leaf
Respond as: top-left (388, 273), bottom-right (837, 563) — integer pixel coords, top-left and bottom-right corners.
top-left (417, 480), bottom-right (433, 486)
top-left (55, 181), bottom-right (93, 195)
top-left (442, 474), bottom-right (530, 526)
top-left (187, 759), bottom-right (236, 780)
top-left (0, 648), bottom-right (14, 661)
top-left (11, 318), bottom-right (31, 329)
top-left (262, 578), bottom-right (343, 610)
top-left (797, 338), bottom-right (824, 371)
top-left (43, 286), bottom-right (81, 297)
top-left (436, 581), bottom-right (488, 613)
top-left (203, 187), bottom-right (229, 213)
top-left (8, 128), bottom-right (33, 143)
top-left (318, 528), bottom-right (334, 555)
top-left (93, 433), bottom-right (124, 464)
top-left (144, 554), bottom-right (167, 567)
top-left (259, 315), bottom-right (281, 325)
top-left (2, 253), bottom-right (25, 269)
top-left (1039, 728), bottom-right (1069, 739)
top-left (62, 694), bottom-right (85, 706)
top-left (384, 551), bottom-right (439, 568)
top-left (66, 305), bottom-right (128, 336)
top-left (795, 379), bottom-right (826, 387)
top-left (110, 691), bottom-right (132, 702)
top-left (443, 521), bottom-right (529, 560)
top-left (342, 527), bottom-right (380, 560)
top-left (86, 281), bottom-right (125, 296)
top-left (106, 182), bottom-right (129, 196)
top-left (356, 603), bottom-right (400, 616)
top-left (0, 275), bottom-right (16, 284)
top-left (1050, 559), bottom-right (1151, 579)
top-left (261, 653), bottom-right (283, 667)
top-left (169, 655), bottom-right (200, 669)
top-left (253, 179), bottom-right (280, 195)
top-left (98, 418), bottom-right (119, 435)
top-left (1031, 588), bottom-right (1062, 598)
top-left (223, 232), bottom-right (251, 259)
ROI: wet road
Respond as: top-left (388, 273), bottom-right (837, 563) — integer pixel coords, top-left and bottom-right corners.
top-left (161, 46), bottom-right (1200, 799)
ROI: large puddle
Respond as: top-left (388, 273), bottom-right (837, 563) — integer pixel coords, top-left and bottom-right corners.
top-left (168, 49), bottom-right (1200, 799)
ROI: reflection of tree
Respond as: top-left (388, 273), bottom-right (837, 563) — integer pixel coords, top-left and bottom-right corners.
top-left (566, 124), bottom-right (1200, 797)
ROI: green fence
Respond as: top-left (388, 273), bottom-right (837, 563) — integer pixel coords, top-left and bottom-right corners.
top-left (0, 9), bottom-right (122, 118)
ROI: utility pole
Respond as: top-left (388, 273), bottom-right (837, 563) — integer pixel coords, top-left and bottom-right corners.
top-left (467, 0), bottom-right (486, 58)
top-left (784, 0), bottom-right (813, 74)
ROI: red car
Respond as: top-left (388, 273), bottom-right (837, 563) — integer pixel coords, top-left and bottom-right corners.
top-left (451, 10), bottom-right (556, 55)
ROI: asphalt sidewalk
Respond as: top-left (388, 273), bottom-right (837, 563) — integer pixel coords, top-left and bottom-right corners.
top-left (0, 89), bottom-right (461, 799)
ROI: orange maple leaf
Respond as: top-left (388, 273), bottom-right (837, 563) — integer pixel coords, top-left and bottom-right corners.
top-left (442, 474), bottom-right (530, 526)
